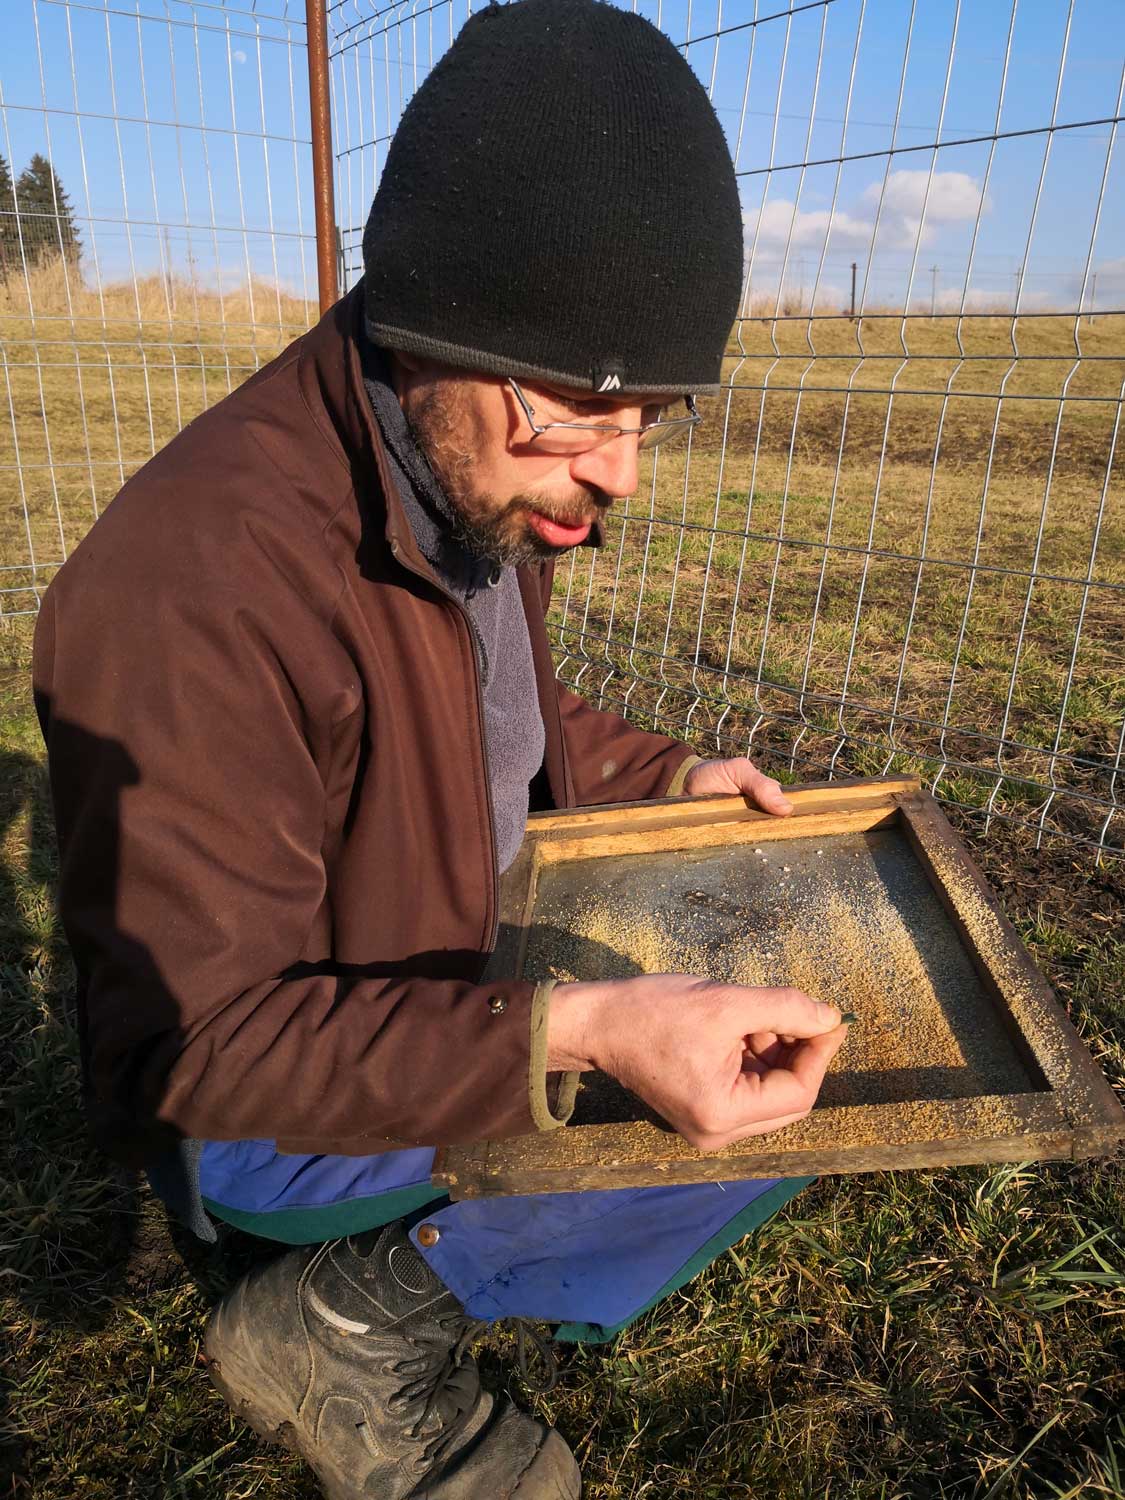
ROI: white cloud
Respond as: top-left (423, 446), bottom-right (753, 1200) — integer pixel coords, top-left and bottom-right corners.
top-left (749, 198), bottom-right (873, 251)
top-left (863, 169), bottom-right (986, 226)
top-left (747, 169), bottom-right (987, 261)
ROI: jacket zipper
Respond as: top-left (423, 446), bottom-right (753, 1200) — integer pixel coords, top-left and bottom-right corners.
top-left (387, 536), bottom-right (501, 961)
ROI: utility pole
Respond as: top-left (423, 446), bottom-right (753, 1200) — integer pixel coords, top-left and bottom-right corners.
top-left (930, 264), bottom-right (938, 319)
top-left (1013, 263), bottom-right (1022, 313)
top-left (849, 260), bottom-right (857, 322)
top-left (1088, 271), bottom-right (1097, 326)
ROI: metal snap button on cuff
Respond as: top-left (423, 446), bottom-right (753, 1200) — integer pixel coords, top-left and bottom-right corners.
top-left (488, 995), bottom-right (508, 1015)
top-left (417, 1224), bottom-right (440, 1248)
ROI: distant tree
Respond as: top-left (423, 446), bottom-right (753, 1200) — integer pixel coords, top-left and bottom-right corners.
top-left (0, 153), bottom-right (16, 275)
top-left (15, 153), bottom-right (80, 267)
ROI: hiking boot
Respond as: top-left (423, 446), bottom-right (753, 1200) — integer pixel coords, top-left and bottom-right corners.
top-left (202, 1221), bottom-right (580, 1499)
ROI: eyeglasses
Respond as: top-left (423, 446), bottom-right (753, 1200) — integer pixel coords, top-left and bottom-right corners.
top-left (508, 378), bottom-right (700, 455)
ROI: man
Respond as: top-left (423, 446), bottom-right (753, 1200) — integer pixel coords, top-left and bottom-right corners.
top-left (33, 2), bottom-right (847, 1496)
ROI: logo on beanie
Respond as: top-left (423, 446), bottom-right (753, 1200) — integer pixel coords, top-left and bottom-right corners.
top-left (593, 358), bottom-right (625, 394)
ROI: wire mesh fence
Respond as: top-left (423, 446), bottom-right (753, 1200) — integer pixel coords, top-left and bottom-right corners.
top-left (0, 0), bottom-right (318, 618)
top-left (2, 0), bottom-right (1123, 856)
top-left (330, 0), bottom-right (1125, 856)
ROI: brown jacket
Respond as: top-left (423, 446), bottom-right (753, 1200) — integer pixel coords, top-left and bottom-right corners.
top-left (33, 285), bottom-right (696, 1168)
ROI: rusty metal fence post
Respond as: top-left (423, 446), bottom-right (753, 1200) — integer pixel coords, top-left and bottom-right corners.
top-left (306, 0), bottom-right (338, 314)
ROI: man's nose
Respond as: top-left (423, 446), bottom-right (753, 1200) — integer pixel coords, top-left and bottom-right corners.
top-left (568, 431), bottom-right (641, 501)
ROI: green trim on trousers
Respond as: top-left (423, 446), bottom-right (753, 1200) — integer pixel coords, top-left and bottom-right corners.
top-left (202, 1182), bottom-right (447, 1245)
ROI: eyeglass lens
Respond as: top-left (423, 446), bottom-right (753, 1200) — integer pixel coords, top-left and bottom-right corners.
top-left (524, 396), bottom-right (696, 455)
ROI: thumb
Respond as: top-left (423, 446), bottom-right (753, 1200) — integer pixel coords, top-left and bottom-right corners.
top-left (754, 775), bottom-right (794, 816)
top-left (738, 985), bottom-right (842, 1038)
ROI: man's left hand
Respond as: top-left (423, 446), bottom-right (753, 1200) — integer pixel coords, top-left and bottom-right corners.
top-left (681, 756), bottom-right (793, 817)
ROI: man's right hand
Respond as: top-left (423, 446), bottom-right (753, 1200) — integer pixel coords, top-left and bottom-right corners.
top-left (546, 975), bottom-right (849, 1152)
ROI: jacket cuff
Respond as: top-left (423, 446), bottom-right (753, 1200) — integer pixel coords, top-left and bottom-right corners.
top-left (664, 753), bottom-right (705, 797)
top-left (528, 980), bottom-right (579, 1130)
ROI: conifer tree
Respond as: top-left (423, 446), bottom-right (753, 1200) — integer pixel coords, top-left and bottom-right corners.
top-left (0, 154), bottom-right (16, 275)
top-left (15, 153), bottom-right (80, 266)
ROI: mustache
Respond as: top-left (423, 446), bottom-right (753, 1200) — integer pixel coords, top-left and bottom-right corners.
top-left (512, 489), bottom-right (613, 527)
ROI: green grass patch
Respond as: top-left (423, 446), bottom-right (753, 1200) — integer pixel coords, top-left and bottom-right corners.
top-left (2, 674), bottom-right (1123, 1498)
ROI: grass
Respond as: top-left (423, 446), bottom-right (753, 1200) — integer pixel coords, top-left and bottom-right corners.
top-left (1, 262), bottom-right (1123, 1494)
top-left (547, 389), bottom-right (1124, 847)
top-left (0, 660), bottom-right (1122, 1496)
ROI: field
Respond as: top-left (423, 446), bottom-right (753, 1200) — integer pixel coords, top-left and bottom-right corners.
top-left (1, 263), bottom-right (1123, 1497)
top-left (6, 261), bottom-right (1120, 845)
top-left (552, 311), bottom-right (1125, 853)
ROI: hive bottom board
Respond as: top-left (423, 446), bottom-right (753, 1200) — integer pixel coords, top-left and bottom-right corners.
top-left (518, 824), bottom-right (1042, 1125)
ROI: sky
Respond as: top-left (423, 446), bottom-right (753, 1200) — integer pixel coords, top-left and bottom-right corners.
top-left (1, 0), bottom-right (1123, 315)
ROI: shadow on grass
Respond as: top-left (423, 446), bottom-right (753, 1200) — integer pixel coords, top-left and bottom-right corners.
top-left (0, 727), bottom-right (277, 1490)
top-left (0, 737), bottom-right (134, 1484)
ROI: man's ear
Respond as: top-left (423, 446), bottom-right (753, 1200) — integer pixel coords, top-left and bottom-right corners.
top-left (388, 350), bottom-right (424, 409)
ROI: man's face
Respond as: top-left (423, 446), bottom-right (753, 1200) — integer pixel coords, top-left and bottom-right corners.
top-left (395, 358), bottom-right (663, 567)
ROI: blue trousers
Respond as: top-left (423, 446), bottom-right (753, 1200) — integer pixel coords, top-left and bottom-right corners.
top-left (196, 1139), bottom-right (813, 1343)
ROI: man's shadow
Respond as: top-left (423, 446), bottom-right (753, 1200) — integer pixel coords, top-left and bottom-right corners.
top-left (0, 736), bottom-right (135, 1486)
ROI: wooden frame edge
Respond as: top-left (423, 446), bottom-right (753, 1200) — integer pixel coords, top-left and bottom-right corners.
top-left (433, 1133), bottom-right (1079, 1199)
top-left (525, 775), bottom-right (921, 837)
top-left (432, 1091), bottom-right (1085, 1199)
top-left (434, 778), bottom-right (1125, 1199)
top-left (897, 791), bottom-right (1125, 1136)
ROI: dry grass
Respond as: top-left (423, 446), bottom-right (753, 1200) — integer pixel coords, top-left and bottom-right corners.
top-left (549, 314), bottom-right (1125, 849)
top-left (0, 261), bottom-right (311, 607)
top-left (1, 260), bottom-right (1122, 848)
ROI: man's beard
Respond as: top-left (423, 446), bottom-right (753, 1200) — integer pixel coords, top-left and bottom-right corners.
top-left (404, 380), bottom-right (610, 568)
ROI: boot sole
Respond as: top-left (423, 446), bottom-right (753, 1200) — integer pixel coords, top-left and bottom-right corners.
top-left (204, 1355), bottom-right (302, 1454)
top-left (510, 1429), bottom-right (582, 1499)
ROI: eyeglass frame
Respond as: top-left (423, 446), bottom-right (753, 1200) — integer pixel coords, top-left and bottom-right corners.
top-left (507, 377), bottom-right (701, 451)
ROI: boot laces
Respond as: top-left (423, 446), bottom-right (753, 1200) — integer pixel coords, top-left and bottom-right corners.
top-left (391, 1315), bottom-right (559, 1468)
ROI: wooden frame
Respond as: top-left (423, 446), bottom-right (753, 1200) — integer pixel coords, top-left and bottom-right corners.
top-left (432, 777), bottom-right (1125, 1198)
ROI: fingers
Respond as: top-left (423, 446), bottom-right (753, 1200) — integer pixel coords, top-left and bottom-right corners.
top-left (723, 1026), bottom-right (848, 1138)
top-left (682, 756), bottom-right (793, 817)
top-left (790, 1027), bottom-right (848, 1099)
top-left (736, 985), bottom-right (842, 1039)
top-left (743, 1034), bottom-right (788, 1070)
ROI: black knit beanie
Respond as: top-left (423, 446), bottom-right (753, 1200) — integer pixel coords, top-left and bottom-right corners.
top-left (362, 0), bottom-right (743, 395)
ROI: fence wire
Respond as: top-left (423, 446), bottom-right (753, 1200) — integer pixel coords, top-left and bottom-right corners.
top-left (331, 0), bottom-right (1125, 856)
top-left (2, 0), bottom-right (1122, 857)
top-left (0, 0), bottom-right (317, 615)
